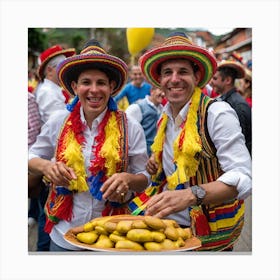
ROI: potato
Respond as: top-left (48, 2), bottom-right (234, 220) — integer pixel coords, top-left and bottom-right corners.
top-left (151, 231), bottom-right (166, 243)
top-left (164, 226), bottom-right (179, 241)
top-left (174, 237), bottom-right (185, 248)
top-left (160, 239), bottom-right (177, 250)
top-left (131, 220), bottom-right (149, 229)
top-left (95, 225), bottom-right (109, 236)
top-left (103, 221), bottom-right (117, 233)
top-left (144, 242), bottom-right (162, 251)
top-left (94, 235), bottom-right (114, 248)
top-left (144, 216), bottom-right (166, 230)
top-left (116, 220), bottom-right (133, 234)
top-left (184, 228), bottom-right (192, 239)
top-left (162, 219), bottom-right (179, 228)
top-left (109, 233), bottom-right (127, 243)
top-left (127, 229), bottom-right (153, 243)
top-left (76, 231), bottom-right (99, 244)
top-left (115, 240), bottom-right (144, 250)
top-left (83, 222), bottom-right (94, 232)
top-left (176, 227), bottom-right (189, 240)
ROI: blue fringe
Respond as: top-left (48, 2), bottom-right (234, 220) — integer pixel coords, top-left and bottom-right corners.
top-left (108, 97), bottom-right (117, 111)
top-left (66, 95), bottom-right (79, 112)
top-left (88, 172), bottom-right (104, 200)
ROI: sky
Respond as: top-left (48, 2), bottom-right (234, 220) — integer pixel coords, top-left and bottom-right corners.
top-left (206, 28), bottom-right (234, 35)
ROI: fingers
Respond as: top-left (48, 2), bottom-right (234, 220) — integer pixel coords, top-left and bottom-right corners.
top-left (46, 162), bottom-right (77, 187)
top-left (100, 174), bottom-right (129, 202)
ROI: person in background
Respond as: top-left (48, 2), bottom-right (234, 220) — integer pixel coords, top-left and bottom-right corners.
top-left (211, 60), bottom-right (252, 155)
top-left (129, 32), bottom-right (252, 251)
top-left (28, 39), bottom-right (150, 251)
top-left (238, 68), bottom-right (252, 108)
top-left (28, 92), bottom-right (42, 228)
top-left (35, 45), bottom-right (76, 124)
top-left (126, 86), bottom-right (165, 156)
top-left (30, 44), bottom-right (76, 251)
top-left (113, 65), bottom-right (152, 109)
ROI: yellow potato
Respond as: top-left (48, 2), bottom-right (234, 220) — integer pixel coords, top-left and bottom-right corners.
top-left (115, 240), bottom-right (144, 251)
top-left (131, 220), bottom-right (149, 229)
top-left (95, 225), bottom-right (109, 236)
top-left (94, 235), bottom-right (114, 249)
top-left (151, 231), bottom-right (166, 243)
top-left (174, 237), bottom-right (185, 248)
top-left (103, 221), bottom-right (117, 233)
top-left (83, 222), bottom-right (94, 232)
top-left (162, 219), bottom-right (179, 228)
top-left (176, 227), bottom-right (189, 240)
top-left (144, 216), bottom-right (166, 230)
top-left (109, 233), bottom-right (127, 243)
top-left (144, 242), bottom-right (163, 251)
top-left (116, 220), bottom-right (133, 234)
top-left (164, 226), bottom-right (179, 241)
top-left (160, 239), bottom-right (177, 250)
top-left (76, 231), bottom-right (99, 244)
top-left (127, 229), bottom-right (153, 243)
top-left (184, 228), bottom-right (192, 239)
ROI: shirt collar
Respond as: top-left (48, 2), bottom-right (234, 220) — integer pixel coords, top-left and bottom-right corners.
top-left (164, 100), bottom-right (190, 128)
top-left (80, 106), bottom-right (108, 129)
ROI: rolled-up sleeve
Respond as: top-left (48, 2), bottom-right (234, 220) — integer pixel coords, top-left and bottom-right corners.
top-left (207, 101), bottom-right (252, 200)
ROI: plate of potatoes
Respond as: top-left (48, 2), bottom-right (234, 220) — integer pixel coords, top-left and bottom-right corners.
top-left (64, 215), bottom-right (201, 252)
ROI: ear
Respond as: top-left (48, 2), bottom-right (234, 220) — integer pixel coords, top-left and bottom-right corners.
top-left (194, 70), bottom-right (202, 86)
top-left (110, 80), bottom-right (117, 92)
top-left (71, 81), bottom-right (77, 93)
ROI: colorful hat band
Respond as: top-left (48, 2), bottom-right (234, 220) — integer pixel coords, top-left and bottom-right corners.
top-left (140, 46), bottom-right (216, 88)
top-left (57, 53), bottom-right (128, 96)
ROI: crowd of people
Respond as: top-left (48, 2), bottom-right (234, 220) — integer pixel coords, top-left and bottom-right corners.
top-left (28, 31), bottom-right (252, 252)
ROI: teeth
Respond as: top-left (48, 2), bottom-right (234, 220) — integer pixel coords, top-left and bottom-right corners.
top-left (88, 97), bottom-right (101, 101)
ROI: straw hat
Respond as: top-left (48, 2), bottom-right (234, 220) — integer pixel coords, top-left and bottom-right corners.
top-left (217, 60), bottom-right (245, 79)
top-left (56, 39), bottom-right (128, 96)
top-left (38, 45), bottom-right (75, 80)
top-left (139, 32), bottom-right (217, 88)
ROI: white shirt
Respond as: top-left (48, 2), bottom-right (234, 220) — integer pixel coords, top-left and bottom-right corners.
top-left (35, 79), bottom-right (67, 124)
top-left (28, 107), bottom-right (150, 250)
top-left (161, 100), bottom-right (252, 226)
top-left (125, 95), bottom-right (163, 122)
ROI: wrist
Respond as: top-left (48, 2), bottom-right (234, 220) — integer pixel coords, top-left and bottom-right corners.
top-left (190, 185), bottom-right (206, 206)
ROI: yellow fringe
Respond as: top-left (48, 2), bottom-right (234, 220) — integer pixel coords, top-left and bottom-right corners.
top-left (151, 87), bottom-right (202, 190)
top-left (101, 112), bottom-right (121, 177)
top-left (62, 130), bottom-right (88, 192)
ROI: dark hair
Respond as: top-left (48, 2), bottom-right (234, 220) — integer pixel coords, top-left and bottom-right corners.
top-left (218, 67), bottom-right (238, 81)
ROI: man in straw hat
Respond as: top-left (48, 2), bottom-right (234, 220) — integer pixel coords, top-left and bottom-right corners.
top-left (28, 39), bottom-right (150, 251)
top-left (35, 45), bottom-right (76, 124)
top-left (130, 32), bottom-right (252, 251)
top-left (211, 60), bottom-right (252, 154)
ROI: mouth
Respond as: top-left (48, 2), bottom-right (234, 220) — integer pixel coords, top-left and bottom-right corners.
top-left (86, 96), bottom-right (103, 106)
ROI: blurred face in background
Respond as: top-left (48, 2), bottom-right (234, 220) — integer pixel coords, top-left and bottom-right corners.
top-left (149, 87), bottom-right (165, 106)
top-left (130, 65), bottom-right (144, 87)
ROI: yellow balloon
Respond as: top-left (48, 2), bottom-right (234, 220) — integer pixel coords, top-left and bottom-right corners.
top-left (126, 28), bottom-right (155, 56)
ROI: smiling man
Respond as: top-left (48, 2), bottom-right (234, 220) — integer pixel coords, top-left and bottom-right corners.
top-left (129, 32), bottom-right (252, 251)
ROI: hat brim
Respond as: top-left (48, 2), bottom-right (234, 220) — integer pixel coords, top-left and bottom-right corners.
top-left (217, 62), bottom-right (245, 79)
top-left (139, 45), bottom-right (217, 89)
top-left (57, 53), bottom-right (128, 97)
top-left (38, 48), bottom-right (76, 80)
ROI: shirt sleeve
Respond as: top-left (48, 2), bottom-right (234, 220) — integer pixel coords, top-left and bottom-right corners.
top-left (126, 116), bottom-right (151, 182)
top-left (125, 104), bottom-right (142, 123)
top-left (207, 101), bottom-right (252, 200)
top-left (28, 110), bottom-right (69, 161)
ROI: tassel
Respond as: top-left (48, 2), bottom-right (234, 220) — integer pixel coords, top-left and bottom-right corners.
top-left (189, 206), bottom-right (211, 236)
top-left (108, 97), bottom-right (118, 111)
top-left (66, 95), bottom-right (79, 112)
top-left (88, 172), bottom-right (104, 200)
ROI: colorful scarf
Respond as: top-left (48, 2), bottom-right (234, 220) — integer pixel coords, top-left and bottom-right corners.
top-left (129, 87), bottom-right (202, 214)
top-left (45, 98), bottom-right (128, 233)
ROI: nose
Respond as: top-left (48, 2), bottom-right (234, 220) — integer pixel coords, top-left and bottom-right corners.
top-left (89, 82), bottom-right (98, 92)
top-left (170, 72), bottom-right (180, 83)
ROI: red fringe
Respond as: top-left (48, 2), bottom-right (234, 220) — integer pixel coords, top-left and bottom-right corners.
top-left (190, 207), bottom-right (211, 236)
